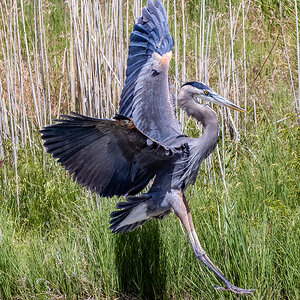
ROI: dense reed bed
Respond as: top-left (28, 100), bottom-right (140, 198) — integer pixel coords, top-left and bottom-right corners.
top-left (0, 0), bottom-right (299, 299)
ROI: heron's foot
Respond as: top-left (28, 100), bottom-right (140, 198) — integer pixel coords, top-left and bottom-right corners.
top-left (172, 195), bottom-right (255, 295)
top-left (195, 253), bottom-right (255, 295)
top-left (214, 284), bottom-right (255, 294)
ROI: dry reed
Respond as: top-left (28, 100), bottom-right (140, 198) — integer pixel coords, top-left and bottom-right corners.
top-left (0, 0), bottom-right (298, 211)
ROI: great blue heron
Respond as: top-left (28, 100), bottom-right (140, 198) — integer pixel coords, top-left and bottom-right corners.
top-left (40, 0), bottom-right (254, 294)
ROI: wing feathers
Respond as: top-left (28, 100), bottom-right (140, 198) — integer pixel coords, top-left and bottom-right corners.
top-left (119, 0), bottom-right (174, 122)
top-left (41, 113), bottom-right (187, 197)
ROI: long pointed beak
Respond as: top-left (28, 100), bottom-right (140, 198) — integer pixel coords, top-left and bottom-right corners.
top-left (211, 94), bottom-right (246, 113)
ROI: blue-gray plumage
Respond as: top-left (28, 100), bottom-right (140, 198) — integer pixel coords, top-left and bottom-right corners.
top-left (40, 0), bottom-right (254, 295)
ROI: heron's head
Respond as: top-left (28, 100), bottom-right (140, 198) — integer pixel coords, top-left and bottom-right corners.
top-left (181, 81), bottom-right (246, 113)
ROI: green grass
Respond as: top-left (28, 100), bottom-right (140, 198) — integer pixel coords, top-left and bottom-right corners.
top-left (0, 113), bottom-right (299, 299)
top-left (1, 0), bottom-right (299, 299)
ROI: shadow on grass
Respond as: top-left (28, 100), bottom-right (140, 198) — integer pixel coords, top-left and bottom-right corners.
top-left (115, 221), bottom-right (166, 300)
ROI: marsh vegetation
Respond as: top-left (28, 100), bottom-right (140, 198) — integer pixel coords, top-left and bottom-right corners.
top-left (0, 0), bottom-right (299, 299)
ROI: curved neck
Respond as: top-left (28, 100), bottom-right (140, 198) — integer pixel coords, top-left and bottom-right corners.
top-left (178, 88), bottom-right (219, 136)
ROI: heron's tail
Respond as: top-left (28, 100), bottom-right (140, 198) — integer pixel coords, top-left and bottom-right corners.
top-left (109, 196), bottom-right (151, 234)
top-left (110, 194), bottom-right (171, 234)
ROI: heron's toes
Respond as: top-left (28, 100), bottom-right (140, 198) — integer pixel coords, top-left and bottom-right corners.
top-left (215, 284), bottom-right (255, 294)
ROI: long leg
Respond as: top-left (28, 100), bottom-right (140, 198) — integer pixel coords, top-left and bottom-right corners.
top-left (172, 193), bottom-right (255, 294)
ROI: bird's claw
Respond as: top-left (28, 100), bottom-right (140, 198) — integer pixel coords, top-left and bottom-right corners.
top-left (214, 284), bottom-right (255, 294)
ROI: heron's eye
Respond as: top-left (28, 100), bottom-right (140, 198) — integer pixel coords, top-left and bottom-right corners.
top-left (204, 90), bottom-right (209, 96)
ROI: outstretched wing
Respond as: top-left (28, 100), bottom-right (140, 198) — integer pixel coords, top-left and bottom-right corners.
top-left (40, 113), bottom-right (187, 197)
top-left (119, 0), bottom-right (181, 142)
